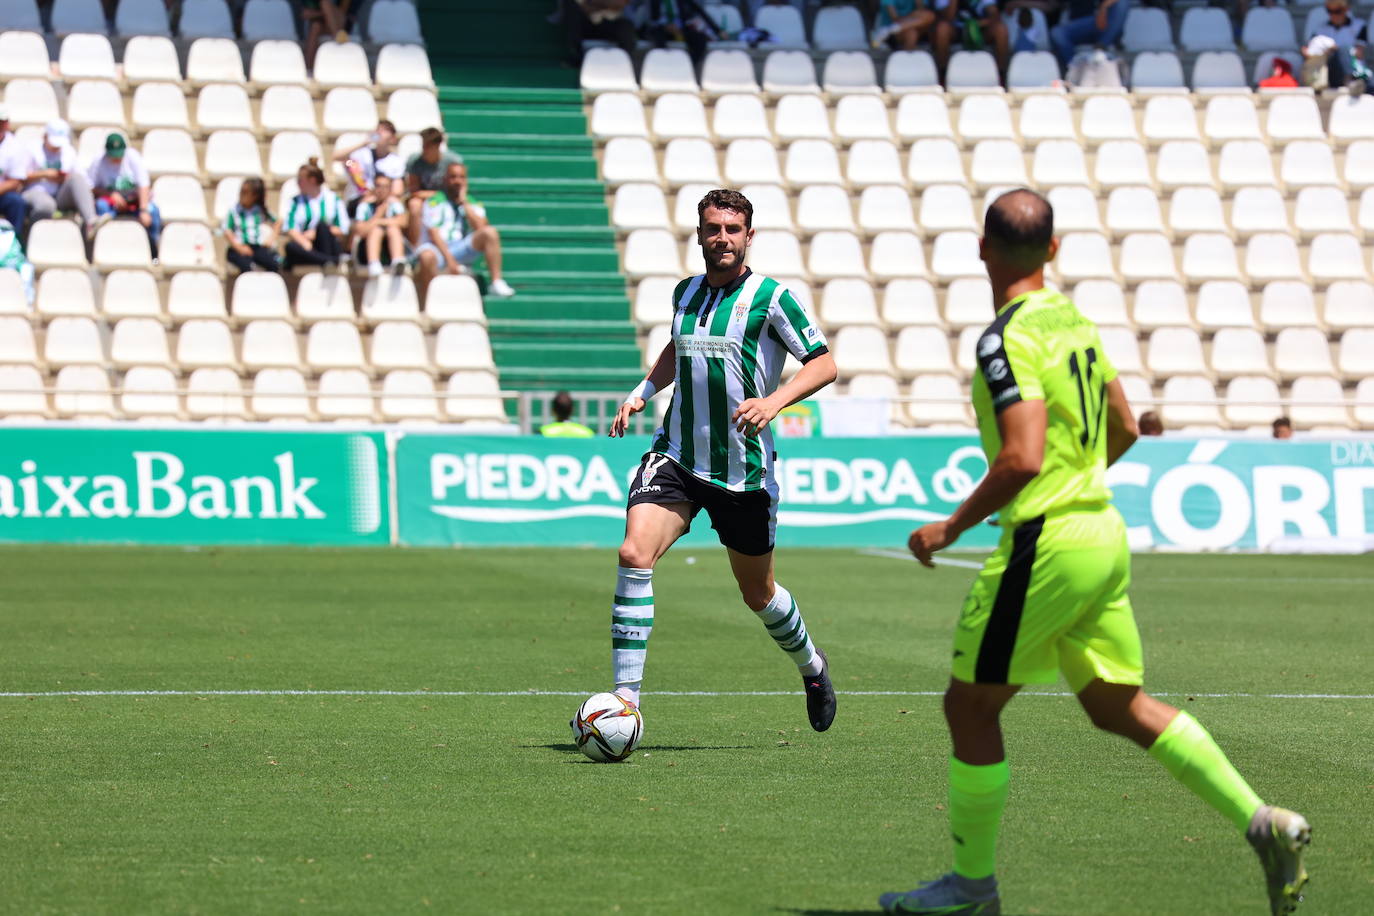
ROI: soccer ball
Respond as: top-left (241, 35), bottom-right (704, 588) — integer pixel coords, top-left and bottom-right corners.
top-left (570, 692), bottom-right (643, 762)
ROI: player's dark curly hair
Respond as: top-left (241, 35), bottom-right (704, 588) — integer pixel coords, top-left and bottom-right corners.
top-left (697, 189), bottom-right (753, 229)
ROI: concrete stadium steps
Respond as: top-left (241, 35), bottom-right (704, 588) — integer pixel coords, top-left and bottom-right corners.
top-left (419, 0), bottom-right (637, 402)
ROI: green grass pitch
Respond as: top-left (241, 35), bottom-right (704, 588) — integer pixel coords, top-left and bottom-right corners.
top-left (0, 545), bottom-right (1371, 915)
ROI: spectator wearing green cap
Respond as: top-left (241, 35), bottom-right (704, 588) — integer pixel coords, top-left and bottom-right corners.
top-left (86, 132), bottom-right (162, 255)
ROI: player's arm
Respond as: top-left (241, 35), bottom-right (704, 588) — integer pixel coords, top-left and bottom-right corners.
top-left (610, 341), bottom-right (676, 437)
top-left (1103, 378), bottom-right (1138, 467)
top-left (733, 351), bottom-right (836, 436)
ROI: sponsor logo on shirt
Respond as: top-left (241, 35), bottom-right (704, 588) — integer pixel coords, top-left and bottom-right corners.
top-left (986, 358), bottom-right (1009, 381)
top-left (978, 333), bottom-right (1002, 358)
top-left (675, 335), bottom-right (738, 358)
top-left (804, 325), bottom-right (821, 343)
top-left (993, 386), bottom-right (1021, 405)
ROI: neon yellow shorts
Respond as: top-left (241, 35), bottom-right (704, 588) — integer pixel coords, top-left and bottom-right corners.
top-left (951, 506), bottom-right (1144, 693)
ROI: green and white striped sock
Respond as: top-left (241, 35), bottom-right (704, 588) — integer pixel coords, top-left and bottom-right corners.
top-left (611, 566), bottom-right (654, 706)
top-left (756, 584), bottom-right (822, 677)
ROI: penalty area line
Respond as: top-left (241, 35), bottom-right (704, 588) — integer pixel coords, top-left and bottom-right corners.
top-left (1, 689), bottom-right (1372, 700)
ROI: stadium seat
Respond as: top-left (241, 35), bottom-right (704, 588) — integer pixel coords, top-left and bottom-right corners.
top-left (196, 84), bottom-right (254, 134)
top-left (941, 277), bottom-right (991, 329)
top-left (1055, 233), bottom-right (1115, 284)
top-left (811, 4), bottom-right (866, 50)
top-left (93, 221), bottom-right (153, 271)
top-left (116, 0), bottom-right (170, 35)
top-left (754, 4), bottom-right (807, 47)
top-left (304, 320), bottom-right (367, 373)
top-left (1095, 140), bottom-right (1151, 187)
top-left (1202, 96), bottom-right (1262, 146)
top-left (885, 50), bottom-right (940, 94)
top-left (1045, 186), bottom-right (1103, 234)
top-left (1082, 97), bottom-right (1137, 144)
top-left (954, 325), bottom-right (985, 375)
top-left (818, 278), bottom-right (880, 328)
top-left (186, 38), bottom-right (246, 86)
top-left (970, 140), bottom-right (1027, 189)
top-left (36, 269), bottom-right (96, 319)
top-left (241, 0), bottom-right (297, 41)
top-left (1219, 141), bottom-right (1277, 190)
top-left (32, 365), bottom-right (105, 418)
top-left (1324, 280), bottom-right (1374, 330)
top-left (847, 373), bottom-right (900, 415)
top-left (4, 78), bottom-right (59, 126)
top-left (1258, 281), bottom-right (1320, 333)
top-left (908, 374), bottom-right (973, 427)
top-left (1006, 51), bottom-right (1060, 92)
top-left (1266, 96), bottom-right (1325, 146)
top-left (377, 370), bottom-right (438, 421)
top-left (1240, 6), bottom-right (1296, 50)
top-left (50, 0), bottom-right (105, 36)
top-left (1194, 280), bottom-right (1255, 330)
top-left (1191, 52), bottom-right (1247, 91)
top-left (1122, 233), bottom-right (1180, 283)
top-left (1289, 375), bottom-right (1350, 429)
top-left (868, 231), bottom-right (926, 280)
top-left (1230, 186), bottom-right (1290, 237)
top-left (662, 138), bottom-right (721, 187)
top-left (251, 368), bottom-right (311, 420)
top-left (178, 0), bottom-right (234, 39)
top-left (1157, 141), bottom-right (1214, 189)
top-left (361, 276), bottom-right (420, 325)
top-left (1356, 378), bottom-right (1374, 428)
top-left (857, 185), bottom-right (917, 234)
top-left (1275, 327), bottom-right (1336, 379)
top-left (763, 50), bottom-right (821, 97)
top-left (109, 317), bottom-right (170, 369)
top-left (1347, 141), bottom-right (1374, 189)
top-left (1246, 233), bottom-right (1306, 285)
top-left (294, 273), bottom-right (355, 324)
top-left (895, 94), bottom-right (955, 142)
top-left (104, 268), bottom-right (164, 320)
top-left (601, 137), bottom-right (660, 186)
top-left (641, 48), bottom-right (697, 96)
top-left (1073, 280), bottom-right (1130, 327)
top-left (248, 40), bottom-right (307, 88)
top-left (591, 92), bottom-right (649, 141)
top-left (1161, 374), bottom-right (1223, 428)
top-left (0, 364), bottom-right (49, 419)
top-left (784, 140), bottom-right (843, 187)
top-left (444, 371), bottom-right (505, 424)
top-left (945, 51), bottom-right (1000, 95)
top-left (241, 320), bottom-right (302, 371)
top-left (166, 270), bottom-right (225, 321)
top-left (1328, 95), bottom-right (1374, 144)
top-left (316, 368), bottom-right (375, 421)
top-left (323, 87), bottom-right (379, 137)
top-left (0, 31), bottom-right (50, 80)
top-left (120, 366), bottom-right (181, 420)
top-left (1180, 8), bottom-right (1235, 50)
top-left (1106, 186), bottom-right (1166, 237)
top-left (0, 316), bottom-right (39, 366)
top-left (623, 229), bottom-right (682, 279)
top-left (918, 184), bottom-right (978, 235)
top-left (65, 80), bottom-right (124, 133)
top-left (159, 224), bottom-right (217, 272)
top-left (313, 41), bottom-right (371, 89)
top-left (433, 323), bottom-right (495, 372)
top-left (824, 51), bottom-right (880, 95)
top-left (749, 231), bottom-right (806, 278)
top-left (651, 94), bottom-right (709, 142)
top-left (1142, 97), bottom-right (1201, 145)
top-left (930, 231), bottom-right (984, 280)
top-left (714, 95), bottom-right (773, 144)
top-left (1182, 234), bottom-right (1242, 284)
top-left (268, 132), bottom-right (324, 180)
top-left (682, 241), bottom-right (706, 278)
top-left (846, 140), bottom-right (904, 187)
top-left (257, 85), bottom-right (319, 134)
top-left (1018, 94), bottom-right (1076, 142)
top-left (1221, 375), bottom-right (1281, 428)
top-left (229, 271), bottom-right (292, 323)
top-left (176, 318), bottom-right (238, 370)
top-left (185, 367), bottom-right (246, 420)
top-left (957, 95), bottom-right (1016, 144)
top-left (701, 50), bottom-right (760, 97)
top-left (424, 275), bottom-right (486, 326)
top-left (725, 138), bottom-right (783, 186)
top-left (1122, 7), bottom-right (1176, 51)
top-left (1281, 141), bottom-right (1340, 189)
top-left (59, 33), bottom-right (117, 82)
top-left (835, 96), bottom-right (894, 143)
top-left (1167, 186), bottom-right (1228, 237)
top-left (612, 183), bottom-right (671, 233)
top-left (366, 0), bottom-right (423, 43)
top-left (732, 183), bottom-right (791, 233)
top-left (1132, 280), bottom-right (1193, 331)
top-left (131, 82), bottom-right (190, 133)
top-left (204, 130), bottom-right (263, 180)
top-left (632, 277), bottom-right (676, 327)
top-left (796, 185), bottom-right (856, 234)
top-left (1130, 51), bottom-right (1186, 92)
top-left (1294, 187), bottom-right (1355, 238)
top-left (376, 43), bottom-right (434, 90)
top-left (1146, 326), bottom-right (1207, 379)
top-left (876, 279), bottom-right (938, 329)
top-left (1252, 50), bottom-right (1303, 90)
top-left (808, 231), bottom-right (868, 280)
top-left (1309, 234), bottom-right (1368, 283)
top-left (141, 128), bottom-right (199, 177)
top-left (27, 220), bottom-right (88, 270)
top-left (832, 325), bottom-right (893, 376)
top-left (0, 0), bottom-right (42, 31)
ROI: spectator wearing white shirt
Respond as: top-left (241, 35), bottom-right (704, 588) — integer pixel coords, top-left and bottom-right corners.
top-left (1304, 0), bottom-right (1371, 91)
top-left (0, 106), bottom-right (30, 234)
top-left (333, 119), bottom-right (406, 209)
top-left (20, 120), bottom-right (97, 240)
top-left (87, 133), bottom-right (162, 255)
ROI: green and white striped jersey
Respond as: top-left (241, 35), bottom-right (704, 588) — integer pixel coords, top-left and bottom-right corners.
top-left (420, 192), bottom-right (473, 242)
top-left (284, 190), bottom-right (349, 234)
top-left (650, 268), bottom-right (828, 494)
top-left (355, 198), bottom-right (405, 223)
top-left (223, 203), bottom-right (273, 245)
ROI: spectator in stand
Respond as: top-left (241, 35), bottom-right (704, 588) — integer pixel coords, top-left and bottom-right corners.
top-left (352, 174), bottom-right (408, 277)
top-left (282, 159), bottom-right (350, 271)
top-left (405, 127), bottom-right (464, 246)
top-left (333, 119), bottom-right (405, 216)
top-left (1049, 0), bottom-right (1130, 69)
top-left (223, 177), bottom-right (280, 274)
top-left (1272, 416), bottom-right (1294, 439)
top-left (1137, 411), bottom-right (1164, 436)
top-left (1259, 55), bottom-right (1300, 89)
top-left (540, 391), bottom-right (595, 437)
top-left (87, 134), bottom-right (161, 256)
top-left (643, 0), bottom-right (721, 67)
top-left (933, 0), bottom-right (1010, 76)
top-left (0, 108), bottom-right (30, 234)
top-left (301, 0), bottom-right (353, 70)
top-left (871, 0), bottom-right (938, 51)
top-left (414, 161), bottom-right (515, 301)
top-left (0, 217), bottom-right (35, 307)
top-left (1302, 1), bottom-right (1371, 93)
top-left (560, 0), bottom-right (637, 67)
top-left (19, 120), bottom-right (97, 241)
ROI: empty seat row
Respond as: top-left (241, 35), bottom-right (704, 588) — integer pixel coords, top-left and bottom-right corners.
top-left (0, 365), bottom-right (504, 423)
top-left (1122, 6), bottom-right (1301, 53)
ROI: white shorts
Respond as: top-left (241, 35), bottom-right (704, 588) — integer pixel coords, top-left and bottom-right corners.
top-left (414, 236), bottom-right (480, 265)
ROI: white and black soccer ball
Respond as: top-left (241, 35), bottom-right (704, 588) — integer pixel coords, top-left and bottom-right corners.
top-left (570, 692), bottom-right (643, 762)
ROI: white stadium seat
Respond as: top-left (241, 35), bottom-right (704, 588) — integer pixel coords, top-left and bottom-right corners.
top-left (305, 321), bottom-right (367, 373)
top-left (241, 320), bottom-right (302, 371)
top-left (1338, 328), bottom-right (1374, 380)
top-left (907, 139), bottom-right (968, 187)
top-left (1168, 186), bottom-right (1229, 236)
top-left (1073, 280), bottom-right (1130, 327)
top-left (1294, 187), bottom-right (1355, 238)
top-left (0, 31), bottom-right (51, 79)
top-left (1194, 280), bottom-right (1255, 330)
top-left (4, 79), bottom-right (60, 126)
top-left (424, 275), bottom-right (486, 325)
top-left (141, 128), bottom-right (199, 177)
top-left (762, 50), bottom-right (821, 96)
top-left (1274, 327), bottom-right (1336, 379)
top-left (1225, 375), bottom-right (1282, 428)
top-left (36, 269), bottom-right (96, 319)
top-left (701, 50), bottom-right (760, 97)
top-left (1347, 141), bottom-right (1374, 189)
top-left (1156, 141), bottom-right (1213, 188)
top-left (1082, 96), bottom-right (1140, 145)
top-left (881, 279), bottom-right (941, 328)
top-left (176, 318), bottom-right (238, 370)
top-left (970, 139), bottom-right (1027, 189)
top-left (1259, 281), bottom-right (1320, 332)
top-left (858, 185), bottom-right (918, 234)
top-left (1161, 375), bottom-right (1223, 428)
top-left (1281, 141), bottom-right (1340, 189)
top-left (1289, 376), bottom-right (1350, 430)
top-left (896, 95), bottom-right (954, 142)
top-left (387, 90), bottom-right (442, 136)
top-left (713, 93), bottom-right (771, 141)
top-left (241, 0), bottom-right (297, 42)
top-left (612, 184), bottom-right (671, 233)
top-left (93, 221), bottom-right (153, 271)
top-left (945, 51), bottom-right (1000, 94)
top-left (796, 185), bottom-right (856, 234)
top-left (186, 368), bottom-right (247, 420)
top-left (579, 47), bottom-right (635, 94)
top-left (749, 231), bottom-right (806, 278)
top-left (823, 51), bottom-right (880, 95)
top-left (268, 132), bottom-right (324, 180)
top-left (835, 95), bottom-right (894, 143)
top-left (445, 371), bottom-right (506, 423)
top-left (808, 230), bottom-right (868, 280)
top-left (376, 43), bottom-right (435, 90)
top-left (641, 48), bottom-right (698, 96)
top-left (868, 231), bottom-right (927, 280)
top-left (361, 276), bottom-right (421, 325)
top-left (1219, 141), bottom-right (1277, 190)
top-left (1180, 8), bottom-right (1236, 50)
top-left (1006, 51), bottom-right (1060, 91)
top-left (1056, 233), bottom-right (1116, 284)
top-left (1047, 186), bottom-right (1104, 233)
top-left (754, 4), bottom-right (807, 47)
top-left (1131, 51), bottom-right (1186, 91)
top-left (1309, 234), bottom-right (1368, 283)
top-left (1240, 7), bottom-right (1296, 51)
top-left (1143, 96), bottom-right (1201, 144)
top-left (251, 368), bottom-right (311, 420)
top-left (957, 95), bottom-right (1016, 144)
top-left (651, 94), bottom-right (709, 142)
top-left (601, 138), bottom-right (660, 186)
top-left (50, 0), bottom-right (105, 36)
top-left (846, 140), bottom-right (904, 187)
top-left (930, 231), bottom-right (984, 280)
top-left (1202, 96), bottom-right (1262, 145)
top-left (1324, 281), bottom-right (1374, 331)
top-left (59, 33), bottom-right (117, 81)
top-left (317, 369), bottom-right (375, 421)
top-left (919, 184), bottom-right (978, 234)
top-left (322, 87), bottom-right (379, 137)
top-left (433, 323), bottom-right (495, 372)
top-left (1192, 52), bottom-right (1246, 91)
top-left (1095, 140), bottom-right (1151, 188)
top-left (67, 81), bottom-right (126, 131)
top-left (1329, 96), bottom-right (1374, 144)
top-left (1106, 186), bottom-right (1166, 237)
top-left (590, 92), bottom-right (649, 141)
top-left (295, 273), bottom-right (356, 324)
top-left (836, 325), bottom-right (895, 376)
top-left (0, 317), bottom-right (39, 365)
top-left (166, 271), bottom-right (225, 321)
top-left (725, 139), bottom-right (783, 186)
top-left (624, 229), bottom-right (683, 279)
top-left (205, 130), bottom-right (263, 179)
top-left (943, 277), bottom-right (993, 329)
top-left (230, 272), bottom-right (292, 323)
top-left (196, 84), bottom-right (254, 134)
top-left (187, 38), bottom-right (246, 86)
top-left (662, 138), bottom-right (721, 187)
top-left (811, 4), bottom-right (867, 50)
top-left (27, 220), bottom-right (88, 269)
top-left (1230, 186), bottom-right (1290, 236)
top-left (1147, 327), bottom-right (1207, 378)
top-left (784, 140), bottom-right (843, 187)
top-left (103, 269), bottom-right (163, 320)
top-left (109, 317), bottom-right (171, 369)
top-left (133, 82), bottom-right (191, 133)
top-left (1121, 233), bottom-right (1179, 283)
top-left (115, 0), bottom-right (170, 35)
top-left (1245, 233), bottom-right (1306, 285)
top-left (1133, 280), bottom-right (1193, 331)
top-left (179, 0), bottom-right (234, 39)
top-left (885, 50), bottom-right (940, 94)
top-left (313, 41), bottom-right (371, 89)
top-left (909, 374), bottom-right (973, 427)
top-left (0, 365), bottom-right (49, 419)
top-left (819, 278), bottom-right (880, 328)
top-left (121, 367), bottom-right (181, 420)
top-left (1018, 94), bottom-right (1076, 142)
top-left (1123, 7), bottom-right (1175, 51)
top-left (249, 40), bottom-right (307, 88)
top-left (1182, 234), bottom-right (1242, 284)
top-left (1266, 94), bottom-right (1325, 143)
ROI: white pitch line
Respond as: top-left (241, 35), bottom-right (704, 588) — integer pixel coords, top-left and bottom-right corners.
top-left (1, 689), bottom-right (1371, 700)
top-left (859, 548), bottom-right (985, 569)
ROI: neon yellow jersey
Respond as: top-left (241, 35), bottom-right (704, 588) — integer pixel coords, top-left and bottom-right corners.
top-left (971, 287), bottom-right (1118, 527)
top-left (540, 420), bottom-right (595, 438)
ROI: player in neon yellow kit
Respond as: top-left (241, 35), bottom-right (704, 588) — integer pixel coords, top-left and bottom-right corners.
top-left (879, 189), bottom-right (1310, 916)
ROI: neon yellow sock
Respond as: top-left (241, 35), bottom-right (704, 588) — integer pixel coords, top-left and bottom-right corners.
top-left (949, 757), bottom-right (1010, 880)
top-left (1148, 711), bottom-right (1264, 832)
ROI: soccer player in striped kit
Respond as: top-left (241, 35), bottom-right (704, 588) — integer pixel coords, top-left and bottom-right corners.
top-left (607, 189), bottom-right (839, 731)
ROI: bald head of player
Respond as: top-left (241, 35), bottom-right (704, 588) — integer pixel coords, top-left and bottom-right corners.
top-left (980, 189), bottom-right (1059, 309)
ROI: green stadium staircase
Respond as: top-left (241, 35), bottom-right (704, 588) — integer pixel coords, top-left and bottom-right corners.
top-left (417, 0), bottom-right (643, 402)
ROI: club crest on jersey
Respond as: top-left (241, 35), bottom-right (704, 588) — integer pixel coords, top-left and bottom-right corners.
top-left (641, 454), bottom-right (670, 488)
